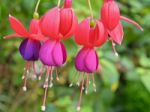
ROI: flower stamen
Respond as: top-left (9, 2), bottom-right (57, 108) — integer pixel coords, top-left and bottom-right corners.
top-left (111, 40), bottom-right (119, 57)
top-left (85, 75), bottom-right (89, 94)
top-left (49, 67), bottom-right (53, 88)
top-left (69, 71), bottom-right (78, 87)
top-left (32, 62), bottom-right (37, 79)
top-left (39, 65), bottom-right (45, 80)
top-left (55, 68), bottom-right (60, 81)
top-left (41, 67), bottom-right (51, 111)
top-left (77, 74), bottom-right (85, 112)
top-left (22, 61), bottom-right (32, 91)
top-left (43, 67), bottom-right (50, 88)
top-left (76, 74), bottom-right (82, 87)
top-left (92, 74), bottom-right (97, 92)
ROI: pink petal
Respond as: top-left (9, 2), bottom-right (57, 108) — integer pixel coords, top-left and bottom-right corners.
top-left (40, 7), bottom-right (60, 40)
top-left (110, 22), bottom-right (124, 45)
top-left (85, 49), bottom-right (98, 73)
top-left (3, 33), bottom-right (23, 39)
top-left (75, 48), bottom-right (88, 72)
top-left (101, 0), bottom-right (120, 30)
top-left (9, 15), bottom-right (29, 37)
top-left (120, 16), bottom-right (144, 31)
top-left (29, 19), bottom-right (39, 34)
top-left (52, 42), bottom-right (65, 66)
top-left (39, 40), bottom-right (56, 66)
top-left (62, 9), bottom-right (78, 39)
top-left (75, 18), bottom-right (90, 46)
top-left (60, 42), bottom-right (67, 64)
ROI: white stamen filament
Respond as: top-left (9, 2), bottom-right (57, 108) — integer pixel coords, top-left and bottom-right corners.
top-left (92, 74), bottom-right (97, 92)
top-left (55, 69), bottom-right (60, 81)
top-left (76, 74), bottom-right (82, 86)
top-left (39, 65), bottom-right (45, 80)
top-left (43, 67), bottom-right (50, 88)
top-left (41, 67), bottom-right (50, 111)
top-left (111, 41), bottom-right (119, 57)
top-left (49, 67), bottom-right (53, 88)
top-left (85, 75), bottom-right (89, 94)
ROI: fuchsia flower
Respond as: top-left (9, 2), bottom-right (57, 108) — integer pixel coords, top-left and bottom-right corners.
top-left (74, 18), bottom-right (106, 111)
top-left (4, 15), bottom-right (47, 91)
top-left (101, 0), bottom-right (143, 55)
top-left (3, 0), bottom-right (144, 111)
top-left (39, 0), bottom-right (77, 110)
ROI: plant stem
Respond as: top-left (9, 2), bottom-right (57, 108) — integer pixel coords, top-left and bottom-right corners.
top-left (87, 0), bottom-right (94, 18)
top-left (33, 0), bottom-right (41, 19)
top-left (57, 0), bottom-right (61, 7)
top-left (35, 0), bottom-right (41, 13)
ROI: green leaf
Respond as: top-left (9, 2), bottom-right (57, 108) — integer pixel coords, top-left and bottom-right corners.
top-left (100, 59), bottom-right (119, 87)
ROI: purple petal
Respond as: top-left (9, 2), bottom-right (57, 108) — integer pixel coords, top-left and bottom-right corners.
top-left (39, 40), bottom-right (56, 66)
top-left (75, 48), bottom-right (88, 72)
top-left (52, 42), bottom-right (67, 66)
top-left (19, 39), bottom-right (41, 61)
top-left (61, 42), bottom-right (67, 64)
top-left (85, 49), bottom-right (98, 73)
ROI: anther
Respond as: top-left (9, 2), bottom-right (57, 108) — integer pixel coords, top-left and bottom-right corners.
top-left (55, 69), bottom-right (60, 81)
top-left (49, 82), bottom-right (53, 88)
top-left (77, 106), bottom-right (81, 112)
top-left (41, 105), bottom-right (46, 111)
top-left (69, 83), bottom-right (73, 87)
top-left (23, 86), bottom-right (27, 92)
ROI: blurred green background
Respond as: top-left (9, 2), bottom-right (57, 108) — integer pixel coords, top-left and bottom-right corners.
top-left (0, 0), bottom-right (150, 112)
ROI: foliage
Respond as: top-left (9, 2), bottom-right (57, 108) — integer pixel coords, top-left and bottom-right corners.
top-left (0, 0), bottom-right (150, 112)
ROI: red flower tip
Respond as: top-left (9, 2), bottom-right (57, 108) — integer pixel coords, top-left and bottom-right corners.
top-left (75, 18), bottom-right (107, 48)
top-left (101, 0), bottom-right (120, 30)
top-left (3, 33), bottom-right (21, 39)
top-left (9, 14), bottom-right (29, 37)
top-left (5, 15), bottom-right (47, 41)
top-left (120, 16), bottom-right (144, 31)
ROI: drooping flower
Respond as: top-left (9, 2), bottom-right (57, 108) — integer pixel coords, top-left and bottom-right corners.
top-left (74, 18), bottom-right (106, 111)
top-left (4, 15), bottom-right (47, 91)
top-left (101, 0), bottom-right (143, 56)
top-left (39, 0), bottom-right (78, 111)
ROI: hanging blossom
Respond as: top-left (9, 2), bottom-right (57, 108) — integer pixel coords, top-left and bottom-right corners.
top-left (4, 15), bottom-right (47, 91)
top-left (101, 0), bottom-right (143, 56)
top-left (39, 0), bottom-right (78, 111)
top-left (74, 18), bottom-right (107, 111)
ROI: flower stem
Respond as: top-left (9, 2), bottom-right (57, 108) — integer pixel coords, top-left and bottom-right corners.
top-left (57, 0), bottom-right (61, 7)
top-left (87, 0), bottom-right (94, 18)
top-left (33, 0), bottom-right (41, 19)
